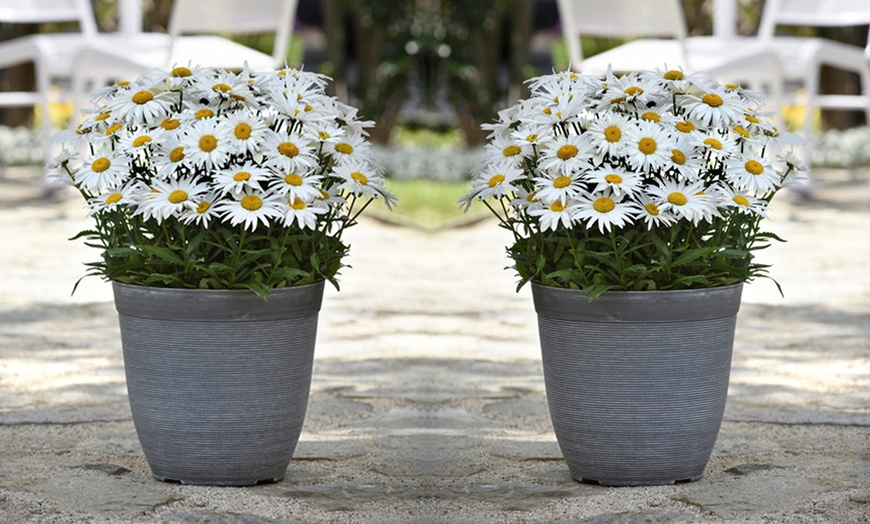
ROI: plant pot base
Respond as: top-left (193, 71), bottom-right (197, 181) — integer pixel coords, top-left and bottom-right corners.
top-left (577, 474), bottom-right (704, 487)
top-left (152, 473), bottom-right (284, 487)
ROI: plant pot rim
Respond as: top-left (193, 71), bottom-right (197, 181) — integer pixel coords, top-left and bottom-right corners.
top-left (112, 280), bottom-right (325, 322)
top-left (531, 282), bottom-right (743, 323)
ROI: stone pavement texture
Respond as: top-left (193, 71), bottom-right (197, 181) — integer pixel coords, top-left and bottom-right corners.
top-left (0, 165), bottom-right (868, 523)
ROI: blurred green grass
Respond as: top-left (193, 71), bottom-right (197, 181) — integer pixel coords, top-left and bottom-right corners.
top-left (367, 178), bottom-right (488, 229)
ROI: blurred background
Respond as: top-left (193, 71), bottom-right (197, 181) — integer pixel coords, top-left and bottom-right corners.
top-left (1, 0), bottom-right (869, 227)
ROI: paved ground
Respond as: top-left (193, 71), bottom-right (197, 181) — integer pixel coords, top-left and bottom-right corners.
top-left (0, 165), bottom-right (868, 523)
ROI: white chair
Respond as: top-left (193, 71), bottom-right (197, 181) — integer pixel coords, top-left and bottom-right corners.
top-left (557, 0), bottom-right (870, 164)
top-left (751, 0), bottom-right (870, 163)
top-left (0, 0), bottom-right (101, 164)
top-left (71, 0), bottom-right (299, 100)
top-left (555, 0), bottom-right (784, 105)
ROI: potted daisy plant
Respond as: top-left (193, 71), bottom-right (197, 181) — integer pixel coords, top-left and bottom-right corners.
top-left (460, 67), bottom-right (804, 486)
top-left (51, 65), bottom-right (395, 486)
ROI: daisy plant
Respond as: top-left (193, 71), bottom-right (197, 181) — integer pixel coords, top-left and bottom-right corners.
top-left (52, 65), bottom-right (396, 297)
top-left (461, 67), bottom-right (805, 298)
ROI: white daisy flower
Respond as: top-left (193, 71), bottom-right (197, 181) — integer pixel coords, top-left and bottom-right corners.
top-left (713, 184), bottom-right (768, 217)
top-left (584, 164), bottom-right (643, 198)
top-left (509, 124), bottom-right (552, 151)
top-left (326, 132), bottom-right (371, 166)
top-left (463, 162), bottom-right (525, 207)
top-left (214, 188), bottom-right (285, 231)
top-left (721, 82), bottom-right (767, 109)
top-left (86, 185), bottom-right (136, 216)
top-left (671, 117), bottom-right (705, 139)
top-left (528, 198), bottom-right (576, 231)
top-left (222, 110), bottom-right (270, 155)
top-left (199, 69), bottom-right (252, 104)
top-left (140, 177), bottom-right (210, 222)
top-left (724, 151), bottom-right (780, 194)
top-left (665, 138), bottom-right (704, 181)
top-left (108, 85), bottom-right (176, 126)
top-left (484, 133), bottom-right (532, 167)
top-left (157, 114), bottom-right (185, 135)
top-left (634, 193), bottom-right (676, 229)
top-left (534, 169), bottom-right (586, 205)
top-left (482, 105), bottom-right (522, 139)
top-left (683, 87), bottom-right (747, 127)
top-left (181, 118), bottom-right (234, 170)
top-left (622, 121), bottom-right (675, 172)
top-left (572, 190), bottom-right (640, 234)
top-left (598, 73), bottom-right (657, 110)
top-left (648, 179), bottom-right (717, 225)
top-left (283, 196), bottom-right (327, 229)
top-left (260, 130), bottom-right (317, 172)
top-left (213, 163), bottom-right (271, 195)
top-left (118, 127), bottom-right (164, 157)
top-left (152, 133), bottom-right (191, 179)
top-left (307, 121), bottom-right (345, 144)
top-left (538, 133), bottom-right (594, 174)
top-left (696, 132), bottom-right (739, 160)
top-left (509, 187), bottom-right (544, 212)
top-left (332, 162), bottom-right (390, 201)
top-left (586, 113), bottom-right (633, 158)
top-left (269, 169), bottom-right (324, 202)
top-left (180, 190), bottom-right (222, 227)
top-left (73, 152), bottom-right (128, 191)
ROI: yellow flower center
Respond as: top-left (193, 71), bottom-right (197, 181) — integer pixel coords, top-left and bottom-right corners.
top-left (557, 144), bottom-right (578, 160)
top-left (170, 146), bottom-right (185, 163)
top-left (551, 175), bottom-right (571, 189)
top-left (168, 189), bottom-right (188, 204)
top-left (195, 109), bottom-right (214, 120)
top-left (199, 135), bottom-right (217, 152)
top-left (91, 157), bottom-right (110, 172)
top-left (624, 86), bottom-right (643, 96)
top-left (161, 118), bottom-right (181, 130)
top-left (502, 145), bottom-right (522, 157)
top-left (645, 202), bottom-right (660, 216)
top-left (525, 134), bottom-right (538, 143)
top-left (132, 91), bottom-right (153, 104)
top-left (76, 125), bottom-right (91, 135)
top-left (668, 192), bottom-right (688, 206)
top-left (351, 171), bottom-right (368, 185)
top-left (233, 171), bottom-right (251, 182)
top-left (543, 107), bottom-right (552, 115)
top-left (702, 93), bottom-right (724, 107)
top-left (116, 81), bottom-right (130, 87)
top-left (745, 160), bottom-right (764, 175)
top-left (641, 112), bottom-right (660, 122)
top-left (241, 195), bottom-right (262, 211)
top-left (318, 131), bottom-right (331, 140)
top-left (488, 174), bottom-right (505, 187)
top-left (234, 123), bottom-right (252, 140)
top-left (593, 197), bottom-right (615, 213)
top-left (604, 174), bottom-right (623, 184)
top-left (171, 67), bottom-right (192, 77)
top-left (745, 113), bottom-right (760, 124)
top-left (725, 83), bottom-right (740, 90)
top-left (105, 123), bottom-right (123, 136)
top-left (304, 104), bottom-right (313, 112)
top-left (549, 200), bottom-right (566, 212)
top-left (733, 195), bottom-right (750, 207)
top-left (733, 126), bottom-right (750, 138)
top-left (675, 120), bottom-right (695, 133)
top-left (105, 193), bottom-right (122, 205)
top-left (334, 142), bottom-right (354, 155)
top-left (279, 142), bottom-right (299, 157)
top-left (132, 135), bottom-right (152, 148)
top-left (671, 149), bottom-right (686, 165)
top-left (95, 112), bottom-right (111, 122)
top-left (638, 138), bottom-right (657, 155)
top-left (291, 198), bottom-right (307, 210)
top-left (212, 83), bottom-right (232, 93)
top-left (604, 125), bottom-right (621, 143)
top-left (284, 173), bottom-right (303, 186)
top-left (664, 70), bottom-right (684, 81)
top-left (526, 191), bottom-right (538, 202)
top-left (703, 137), bottom-right (723, 150)
top-left (196, 201), bottom-right (211, 214)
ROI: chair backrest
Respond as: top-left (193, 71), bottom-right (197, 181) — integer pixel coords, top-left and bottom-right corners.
top-left (168, 0), bottom-right (297, 67)
top-left (758, 0), bottom-right (870, 52)
top-left (556, 0), bottom-right (688, 67)
top-left (0, 0), bottom-right (97, 36)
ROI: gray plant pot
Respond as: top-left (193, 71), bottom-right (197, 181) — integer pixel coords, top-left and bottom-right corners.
top-left (113, 281), bottom-right (324, 486)
top-left (532, 283), bottom-right (743, 486)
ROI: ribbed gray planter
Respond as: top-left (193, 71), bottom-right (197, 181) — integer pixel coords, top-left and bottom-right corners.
top-left (532, 283), bottom-right (743, 486)
top-left (113, 281), bottom-right (324, 486)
